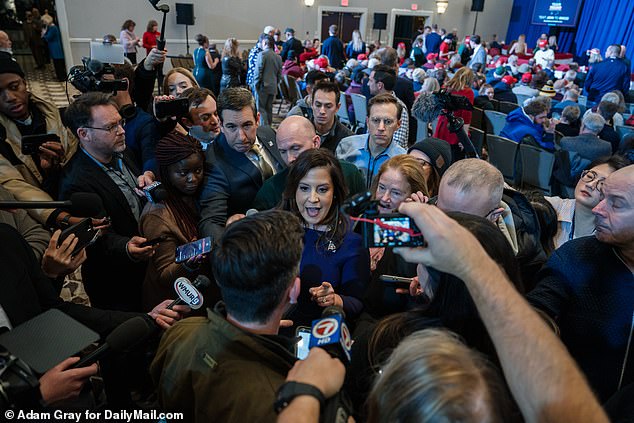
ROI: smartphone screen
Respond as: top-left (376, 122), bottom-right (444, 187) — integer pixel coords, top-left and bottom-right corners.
top-left (175, 237), bottom-right (212, 263)
top-left (371, 215), bottom-right (425, 248)
top-left (295, 327), bottom-right (311, 360)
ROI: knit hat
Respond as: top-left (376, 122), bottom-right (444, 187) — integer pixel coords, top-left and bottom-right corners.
top-left (0, 55), bottom-right (25, 78)
top-left (502, 75), bottom-right (517, 85)
top-left (538, 39), bottom-right (548, 48)
top-left (408, 138), bottom-right (453, 176)
top-left (518, 63), bottom-right (531, 73)
top-left (494, 66), bottom-right (506, 76)
top-left (521, 72), bottom-right (532, 83)
top-left (539, 82), bottom-right (556, 97)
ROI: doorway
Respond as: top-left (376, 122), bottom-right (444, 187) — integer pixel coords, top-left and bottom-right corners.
top-left (317, 6), bottom-right (368, 44)
top-left (388, 9), bottom-right (434, 50)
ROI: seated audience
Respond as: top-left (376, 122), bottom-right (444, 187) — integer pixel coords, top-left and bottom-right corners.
top-left (307, 80), bottom-right (353, 152)
top-left (407, 137), bottom-right (453, 197)
top-left (252, 115), bottom-right (363, 210)
top-left (555, 105), bottom-right (581, 137)
top-left (500, 97), bottom-right (555, 151)
top-left (596, 100), bottom-right (621, 153)
top-left (512, 72), bottom-right (539, 98)
top-left (552, 88), bottom-right (586, 115)
top-left (367, 64), bottom-right (410, 149)
top-left (287, 70), bottom-right (329, 119)
top-left (281, 50), bottom-right (304, 80)
top-left (337, 94), bottom-right (407, 188)
top-left (493, 75), bottom-right (518, 104)
top-left (280, 149), bottom-right (369, 328)
top-left (474, 83), bottom-right (495, 110)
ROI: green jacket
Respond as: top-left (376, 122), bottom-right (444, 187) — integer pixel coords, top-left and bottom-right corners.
top-left (151, 303), bottom-right (296, 422)
top-left (253, 159), bottom-right (366, 211)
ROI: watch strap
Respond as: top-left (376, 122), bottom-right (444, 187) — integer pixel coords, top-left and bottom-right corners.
top-left (274, 381), bottom-right (325, 414)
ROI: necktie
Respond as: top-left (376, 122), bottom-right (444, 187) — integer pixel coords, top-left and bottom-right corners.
top-left (252, 144), bottom-right (273, 180)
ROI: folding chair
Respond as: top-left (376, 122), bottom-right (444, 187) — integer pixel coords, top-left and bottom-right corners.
top-left (350, 93), bottom-right (368, 130)
top-left (484, 110), bottom-right (508, 136)
top-left (284, 75), bottom-right (301, 107)
top-left (469, 127), bottom-right (485, 158)
top-left (471, 107), bottom-right (484, 131)
top-left (616, 125), bottom-right (634, 142)
top-left (486, 134), bottom-right (519, 185)
top-left (338, 92), bottom-right (351, 126)
top-left (498, 101), bottom-right (519, 114)
top-left (515, 94), bottom-right (533, 107)
top-left (519, 144), bottom-right (555, 194)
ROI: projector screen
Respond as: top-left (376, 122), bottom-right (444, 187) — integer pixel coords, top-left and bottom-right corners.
top-left (531, 0), bottom-right (582, 27)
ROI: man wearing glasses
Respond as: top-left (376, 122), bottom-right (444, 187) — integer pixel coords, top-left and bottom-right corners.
top-left (60, 92), bottom-right (157, 312)
top-left (529, 163), bottom-right (634, 406)
top-left (336, 93), bottom-right (406, 188)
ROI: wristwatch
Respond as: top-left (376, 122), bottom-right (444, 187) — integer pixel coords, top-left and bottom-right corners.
top-left (274, 381), bottom-right (325, 414)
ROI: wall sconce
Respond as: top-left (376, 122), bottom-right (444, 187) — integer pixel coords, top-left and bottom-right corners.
top-left (436, 0), bottom-right (448, 14)
top-left (304, 0), bottom-right (314, 6)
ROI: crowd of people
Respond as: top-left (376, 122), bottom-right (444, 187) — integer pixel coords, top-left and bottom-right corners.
top-left (0, 12), bottom-right (633, 423)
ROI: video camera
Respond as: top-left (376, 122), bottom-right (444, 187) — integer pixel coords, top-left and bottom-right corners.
top-left (341, 192), bottom-right (426, 249)
top-left (68, 57), bottom-right (128, 94)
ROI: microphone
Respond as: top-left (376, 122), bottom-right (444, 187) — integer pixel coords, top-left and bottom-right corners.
top-left (412, 92), bottom-right (444, 123)
top-left (86, 58), bottom-right (104, 75)
top-left (143, 182), bottom-right (169, 204)
top-left (245, 208), bottom-right (259, 217)
top-left (308, 306), bottom-right (352, 364)
top-left (0, 192), bottom-right (103, 216)
top-left (166, 275), bottom-right (211, 310)
top-left (71, 316), bottom-right (156, 368)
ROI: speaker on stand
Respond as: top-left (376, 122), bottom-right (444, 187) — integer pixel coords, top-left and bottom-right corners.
top-left (471, 0), bottom-right (484, 33)
top-left (373, 13), bottom-right (388, 45)
top-left (175, 3), bottom-right (195, 55)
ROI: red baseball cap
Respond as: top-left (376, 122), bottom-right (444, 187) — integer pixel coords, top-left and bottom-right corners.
top-left (502, 75), bottom-right (517, 85)
top-left (538, 39), bottom-right (548, 48)
top-left (426, 53), bottom-right (438, 61)
top-left (521, 72), bottom-right (532, 83)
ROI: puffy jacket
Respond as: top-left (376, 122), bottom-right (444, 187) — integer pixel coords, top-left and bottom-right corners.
top-left (500, 107), bottom-right (553, 151)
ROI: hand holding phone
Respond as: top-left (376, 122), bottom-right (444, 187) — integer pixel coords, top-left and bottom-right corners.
top-left (175, 237), bottom-right (212, 263)
top-left (57, 218), bottom-right (99, 257)
top-left (21, 133), bottom-right (61, 156)
top-left (139, 235), bottom-right (167, 248)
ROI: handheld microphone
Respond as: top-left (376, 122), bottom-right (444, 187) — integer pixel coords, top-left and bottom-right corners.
top-left (0, 192), bottom-right (103, 216)
top-left (308, 306), bottom-right (352, 364)
top-left (245, 208), bottom-right (259, 217)
top-left (71, 316), bottom-right (156, 368)
top-left (143, 182), bottom-right (169, 204)
top-left (166, 275), bottom-right (211, 310)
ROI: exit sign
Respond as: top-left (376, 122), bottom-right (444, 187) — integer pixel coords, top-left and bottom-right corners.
top-left (341, 0), bottom-right (348, 6)
top-left (411, 3), bottom-right (418, 10)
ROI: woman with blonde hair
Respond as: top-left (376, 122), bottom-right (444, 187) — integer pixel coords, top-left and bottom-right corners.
top-left (420, 77), bottom-right (440, 94)
top-left (220, 37), bottom-right (242, 92)
top-left (162, 67), bottom-right (198, 97)
top-left (346, 29), bottom-right (366, 60)
top-left (433, 67), bottom-right (475, 159)
top-left (509, 34), bottom-right (527, 55)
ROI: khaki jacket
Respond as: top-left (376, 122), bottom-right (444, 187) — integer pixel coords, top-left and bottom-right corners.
top-left (0, 93), bottom-right (78, 224)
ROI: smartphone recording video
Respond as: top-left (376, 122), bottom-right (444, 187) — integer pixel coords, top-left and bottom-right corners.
top-left (175, 237), bottom-right (212, 263)
top-left (363, 214), bottom-right (426, 248)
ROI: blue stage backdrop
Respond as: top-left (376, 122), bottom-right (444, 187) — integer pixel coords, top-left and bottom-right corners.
top-left (506, 0), bottom-right (634, 70)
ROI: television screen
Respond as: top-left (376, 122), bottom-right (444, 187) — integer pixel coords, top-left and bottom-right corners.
top-left (531, 0), bottom-right (582, 27)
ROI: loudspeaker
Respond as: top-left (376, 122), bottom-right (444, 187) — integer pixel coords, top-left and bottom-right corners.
top-left (175, 3), bottom-right (195, 25)
top-left (471, 0), bottom-right (485, 12)
top-left (373, 13), bottom-right (388, 30)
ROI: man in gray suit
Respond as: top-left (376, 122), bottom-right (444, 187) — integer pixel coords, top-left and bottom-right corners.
top-left (254, 34), bottom-right (282, 127)
top-left (468, 35), bottom-right (487, 72)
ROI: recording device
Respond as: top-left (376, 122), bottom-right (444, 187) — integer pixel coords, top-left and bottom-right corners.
top-left (308, 307), bottom-right (354, 422)
top-left (20, 133), bottom-right (60, 155)
top-left (143, 181), bottom-right (169, 204)
top-left (139, 235), bottom-right (167, 248)
top-left (68, 57), bottom-right (128, 94)
top-left (380, 275), bottom-right (414, 290)
top-left (166, 275), bottom-right (212, 310)
top-left (71, 316), bottom-right (157, 369)
top-left (295, 326), bottom-right (311, 360)
top-left (57, 218), bottom-right (99, 256)
top-left (154, 97), bottom-right (190, 120)
top-left (412, 89), bottom-right (473, 133)
top-left (0, 346), bottom-right (40, 409)
top-left (341, 191), bottom-right (426, 249)
top-left (175, 237), bottom-right (212, 264)
top-left (0, 192), bottom-right (103, 217)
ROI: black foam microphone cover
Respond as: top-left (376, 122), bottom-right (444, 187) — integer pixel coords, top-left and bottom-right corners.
top-left (68, 192), bottom-right (103, 217)
top-left (412, 92), bottom-right (444, 123)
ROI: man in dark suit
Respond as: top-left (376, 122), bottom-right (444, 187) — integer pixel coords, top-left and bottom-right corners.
top-left (254, 35), bottom-right (283, 126)
top-left (199, 88), bottom-right (285, 243)
top-left (583, 44), bottom-right (630, 103)
top-left (60, 92), bottom-right (157, 312)
top-left (280, 27), bottom-right (303, 62)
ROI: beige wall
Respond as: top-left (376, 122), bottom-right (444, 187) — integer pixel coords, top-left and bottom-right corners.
top-left (58, 0), bottom-right (512, 68)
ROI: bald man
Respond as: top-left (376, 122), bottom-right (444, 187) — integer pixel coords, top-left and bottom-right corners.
top-left (0, 31), bottom-right (13, 56)
top-left (252, 115), bottom-right (364, 210)
top-left (529, 164), bottom-right (634, 402)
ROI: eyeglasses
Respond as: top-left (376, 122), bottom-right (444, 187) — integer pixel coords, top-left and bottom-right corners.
top-left (84, 119), bottom-right (126, 134)
top-left (369, 117), bottom-right (396, 127)
top-left (581, 169), bottom-right (606, 194)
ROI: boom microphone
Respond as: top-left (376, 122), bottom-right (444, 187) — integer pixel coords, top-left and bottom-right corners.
top-left (0, 192), bottom-right (103, 216)
top-left (412, 92), bottom-right (444, 123)
top-left (71, 316), bottom-right (156, 368)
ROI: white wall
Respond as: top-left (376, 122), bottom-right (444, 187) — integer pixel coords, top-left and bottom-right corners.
top-left (58, 0), bottom-right (512, 68)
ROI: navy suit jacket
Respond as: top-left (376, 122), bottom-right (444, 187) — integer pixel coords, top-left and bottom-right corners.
top-left (199, 126), bottom-right (285, 243)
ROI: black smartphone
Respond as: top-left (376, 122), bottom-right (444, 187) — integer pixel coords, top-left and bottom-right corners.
top-left (155, 98), bottom-right (190, 120)
top-left (21, 133), bottom-right (61, 155)
top-left (379, 275), bottom-right (413, 290)
top-left (295, 326), bottom-right (311, 360)
top-left (175, 237), bottom-right (212, 263)
top-left (139, 235), bottom-right (167, 248)
top-left (363, 214), bottom-right (426, 248)
top-left (58, 218), bottom-right (99, 256)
